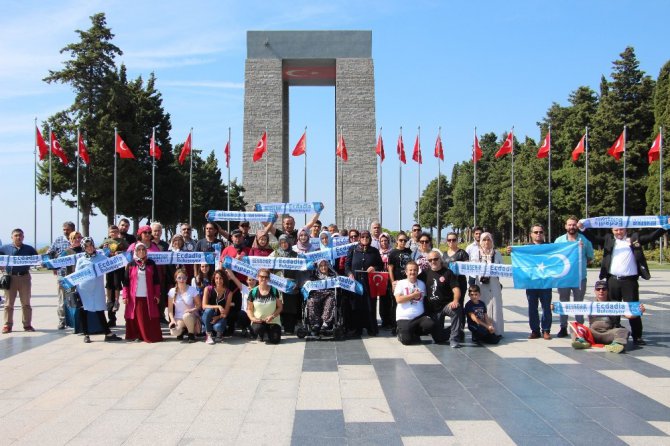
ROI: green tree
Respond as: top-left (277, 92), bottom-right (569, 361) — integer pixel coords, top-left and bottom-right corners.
top-left (646, 60), bottom-right (670, 214)
top-left (415, 174), bottom-right (450, 238)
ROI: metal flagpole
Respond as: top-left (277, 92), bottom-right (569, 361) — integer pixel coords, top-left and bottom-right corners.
top-left (436, 127), bottom-right (441, 244)
top-left (34, 118), bottom-right (37, 248)
top-left (227, 127), bottom-right (231, 233)
top-left (473, 126), bottom-right (477, 228)
top-left (114, 127), bottom-right (117, 225)
top-left (511, 127), bottom-right (515, 244)
top-left (417, 126), bottom-right (421, 227)
top-left (622, 125), bottom-right (627, 216)
top-left (76, 128), bottom-right (80, 228)
top-left (379, 127), bottom-right (383, 225)
top-left (585, 126), bottom-right (589, 218)
top-left (265, 126), bottom-right (268, 202)
top-left (49, 125), bottom-right (53, 245)
top-left (660, 126), bottom-right (664, 263)
top-left (189, 127), bottom-right (194, 225)
top-left (335, 127), bottom-right (338, 227)
top-left (304, 126), bottom-right (307, 226)
top-left (548, 125), bottom-right (552, 241)
top-left (151, 127), bottom-right (156, 222)
top-left (399, 126), bottom-right (403, 231)
top-left (340, 126), bottom-right (344, 227)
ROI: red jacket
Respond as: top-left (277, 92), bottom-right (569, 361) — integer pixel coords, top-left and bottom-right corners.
top-left (123, 259), bottom-right (161, 320)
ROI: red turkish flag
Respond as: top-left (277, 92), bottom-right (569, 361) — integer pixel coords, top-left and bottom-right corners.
top-left (149, 134), bottom-right (162, 160)
top-left (376, 134), bottom-right (385, 162)
top-left (434, 134), bottom-right (444, 161)
top-left (648, 132), bottom-right (662, 164)
top-left (336, 134), bottom-right (348, 161)
top-left (292, 131), bottom-right (306, 156)
top-left (397, 134), bottom-right (406, 164)
top-left (607, 131), bottom-right (625, 161)
top-left (78, 133), bottom-right (90, 165)
top-left (49, 132), bottom-right (69, 164)
top-left (224, 140), bottom-right (230, 168)
top-left (179, 132), bottom-right (192, 165)
top-left (115, 134), bottom-right (135, 159)
top-left (412, 135), bottom-right (422, 164)
top-left (473, 134), bottom-right (483, 163)
top-left (36, 126), bottom-right (49, 161)
top-left (572, 135), bottom-right (585, 162)
top-left (253, 131), bottom-right (267, 162)
top-left (367, 271), bottom-right (389, 298)
top-left (494, 131), bottom-right (513, 158)
top-left (537, 131), bottom-right (551, 159)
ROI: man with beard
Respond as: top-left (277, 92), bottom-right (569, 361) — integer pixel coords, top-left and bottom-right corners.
top-left (418, 251), bottom-right (462, 348)
top-left (118, 218), bottom-right (136, 244)
top-left (554, 216), bottom-right (593, 338)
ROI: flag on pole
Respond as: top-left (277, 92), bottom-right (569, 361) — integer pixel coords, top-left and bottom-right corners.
top-left (224, 140), bottom-right (230, 168)
top-left (572, 135), bottom-right (586, 162)
top-left (397, 134), bottom-right (406, 164)
top-left (336, 133), bottom-right (348, 161)
top-left (115, 134), bottom-right (135, 159)
top-left (252, 131), bottom-right (267, 162)
top-left (495, 131), bottom-right (514, 158)
top-left (376, 134), bottom-right (385, 162)
top-left (36, 126), bottom-right (49, 160)
top-left (292, 131), bottom-right (306, 156)
top-left (537, 130), bottom-right (551, 159)
top-left (412, 135), bottom-right (422, 164)
top-left (648, 132), bottom-right (662, 164)
top-left (179, 132), bottom-right (192, 165)
top-left (473, 134), bottom-right (483, 163)
top-left (434, 134), bottom-right (444, 161)
top-left (150, 134), bottom-right (162, 160)
top-left (607, 131), bottom-right (625, 161)
top-left (50, 132), bottom-right (69, 164)
top-left (78, 132), bottom-right (90, 165)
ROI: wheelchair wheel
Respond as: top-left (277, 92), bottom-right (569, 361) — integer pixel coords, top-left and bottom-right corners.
top-left (296, 326), bottom-right (308, 339)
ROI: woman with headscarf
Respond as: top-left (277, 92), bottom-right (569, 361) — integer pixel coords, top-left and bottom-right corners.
top-left (345, 230), bottom-right (384, 336)
top-left (471, 232), bottom-right (504, 336)
top-left (166, 234), bottom-right (194, 291)
top-left (268, 234), bottom-right (300, 334)
top-left (75, 237), bottom-right (123, 343)
top-left (122, 243), bottom-right (163, 343)
top-left (377, 232), bottom-right (395, 330)
top-left (249, 231), bottom-right (273, 257)
top-left (305, 259), bottom-right (337, 335)
top-left (293, 227), bottom-right (315, 254)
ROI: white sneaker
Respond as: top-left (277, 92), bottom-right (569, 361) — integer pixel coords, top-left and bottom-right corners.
top-left (205, 335), bottom-right (215, 345)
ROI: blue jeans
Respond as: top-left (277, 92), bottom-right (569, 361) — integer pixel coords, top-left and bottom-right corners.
top-left (202, 308), bottom-right (227, 335)
top-left (526, 289), bottom-right (552, 333)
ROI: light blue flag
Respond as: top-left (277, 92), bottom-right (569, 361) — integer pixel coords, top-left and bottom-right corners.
top-left (511, 242), bottom-right (582, 289)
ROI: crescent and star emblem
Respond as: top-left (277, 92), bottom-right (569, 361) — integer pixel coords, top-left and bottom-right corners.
top-left (120, 141), bottom-right (128, 152)
top-left (371, 274), bottom-right (384, 286)
top-left (536, 254), bottom-right (571, 279)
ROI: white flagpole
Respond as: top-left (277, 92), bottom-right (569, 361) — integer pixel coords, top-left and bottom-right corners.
top-left (511, 126), bottom-right (515, 244)
top-left (399, 126), bottom-right (403, 231)
top-left (659, 126), bottom-right (664, 263)
top-left (437, 127), bottom-right (441, 244)
top-left (113, 127), bottom-right (117, 225)
top-left (227, 127), bottom-right (231, 233)
top-left (189, 127), bottom-right (194, 225)
top-left (335, 127), bottom-right (338, 227)
top-left (417, 126), bottom-right (421, 227)
top-left (76, 128), bottom-right (81, 228)
top-left (585, 126), bottom-right (589, 218)
top-left (151, 127), bottom-right (156, 222)
top-left (304, 126), bottom-right (307, 226)
top-left (34, 118), bottom-right (37, 248)
top-left (548, 125), bottom-right (552, 241)
top-left (379, 127), bottom-right (383, 226)
top-left (265, 126), bottom-right (268, 202)
top-left (340, 126), bottom-right (345, 226)
top-left (49, 125), bottom-right (53, 245)
top-left (622, 125), bottom-right (627, 216)
top-left (473, 126), bottom-right (477, 228)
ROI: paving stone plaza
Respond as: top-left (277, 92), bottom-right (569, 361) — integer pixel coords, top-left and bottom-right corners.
top-left (0, 270), bottom-right (669, 445)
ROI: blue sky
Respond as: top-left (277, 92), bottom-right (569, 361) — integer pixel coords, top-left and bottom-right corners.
top-left (1, 0), bottom-right (668, 247)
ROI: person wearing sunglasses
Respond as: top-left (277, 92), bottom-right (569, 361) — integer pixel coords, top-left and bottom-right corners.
top-left (247, 268), bottom-right (283, 344)
top-left (345, 230), bottom-right (384, 336)
top-left (126, 225), bottom-right (160, 254)
top-left (443, 232), bottom-right (469, 341)
top-left (419, 252), bottom-right (462, 348)
top-left (407, 224), bottom-right (423, 252)
top-left (411, 232), bottom-right (433, 273)
top-left (387, 232), bottom-right (413, 334)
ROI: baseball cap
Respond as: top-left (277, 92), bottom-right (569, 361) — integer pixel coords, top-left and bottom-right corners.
top-left (594, 280), bottom-right (608, 290)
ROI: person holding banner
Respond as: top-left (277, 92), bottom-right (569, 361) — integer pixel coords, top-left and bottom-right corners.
top-left (195, 222), bottom-right (225, 253)
top-left (60, 232), bottom-right (83, 328)
top-left (473, 232), bottom-right (504, 336)
top-left (122, 244), bottom-right (163, 343)
top-left (165, 235), bottom-right (194, 293)
top-left (179, 223), bottom-right (196, 252)
top-left (269, 235), bottom-right (301, 334)
top-left (443, 232), bottom-right (469, 341)
top-left (74, 238), bottom-right (122, 343)
top-left (345, 230), bottom-right (384, 337)
top-left (265, 212), bottom-right (321, 246)
top-left (394, 261), bottom-right (433, 345)
top-left (1, 228), bottom-right (38, 334)
top-left (388, 232), bottom-right (413, 334)
top-left (465, 226), bottom-right (483, 286)
top-left (247, 268), bottom-right (283, 344)
top-left (47, 221), bottom-right (75, 329)
top-left (305, 259), bottom-right (337, 335)
top-left (310, 220), bottom-right (323, 238)
top-left (571, 280), bottom-right (645, 353)
top-left (239, 221), bottom-right (255, 248)
top-left (250, 232), bottom-right (273, 257)
top-left (579, 222), bottom-right (665, 345)
top-left (100, 225), bottom-right (128, 328)
top-left (220, 229), bottom-right (250, 334)
top-left (293, 228), bottom-right (316, 254)
top-left (127, 225), bottom-right (160, 253)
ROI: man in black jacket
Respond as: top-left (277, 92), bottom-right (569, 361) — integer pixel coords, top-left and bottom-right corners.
top-left (579, 223), bottom-right (665, 345)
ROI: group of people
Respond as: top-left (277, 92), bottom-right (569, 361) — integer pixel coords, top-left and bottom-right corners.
top-left (0, 212), bottom-right (664, 353)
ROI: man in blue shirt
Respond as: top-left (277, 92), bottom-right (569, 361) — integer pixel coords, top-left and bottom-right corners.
top-left (554, 216), bottom-right (594, 338)
top-left (1, 229), bottom-right (38, 333)
top-left (47, 221), bottom-right (75, 329)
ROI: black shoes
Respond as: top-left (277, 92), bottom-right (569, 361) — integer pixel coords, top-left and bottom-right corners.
top-left (633, 338), bottom-right (647, 345)
top-left (557, 327), bottom-right (568, 338)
